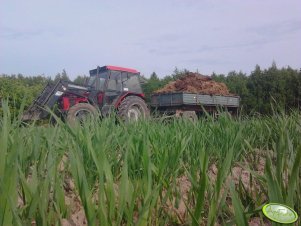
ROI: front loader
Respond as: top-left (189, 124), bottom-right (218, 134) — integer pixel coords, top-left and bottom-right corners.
top-left (22, 65), bottom-right (149, 123)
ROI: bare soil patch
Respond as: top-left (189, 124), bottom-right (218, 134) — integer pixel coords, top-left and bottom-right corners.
top-left (60, 151), bottom-right (270, 225)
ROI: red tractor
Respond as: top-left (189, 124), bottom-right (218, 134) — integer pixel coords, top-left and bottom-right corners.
top-left (22, 65), bottom-right (150, 123)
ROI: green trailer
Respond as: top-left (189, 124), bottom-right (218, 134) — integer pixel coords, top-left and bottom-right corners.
top-left (150, 92), bottom-right (240, 120)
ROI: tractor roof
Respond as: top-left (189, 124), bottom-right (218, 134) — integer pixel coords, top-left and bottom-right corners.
top-left (100, 65), bottom-right (139, 74)
top-left (89, 65), bottom-right (140, 76)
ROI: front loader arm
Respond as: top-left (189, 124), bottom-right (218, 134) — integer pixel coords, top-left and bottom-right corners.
top-left (22, 80), bottom-right (68, 121)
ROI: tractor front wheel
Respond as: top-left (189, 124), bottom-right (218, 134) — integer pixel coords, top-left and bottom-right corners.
top-left (67, 103), bottom-right (98, 125)
top-left (118, 96), bottom-right (150, 122)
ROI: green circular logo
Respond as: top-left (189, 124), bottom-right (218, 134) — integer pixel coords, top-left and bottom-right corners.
top-left (262, 203), bottom-right (298, 224)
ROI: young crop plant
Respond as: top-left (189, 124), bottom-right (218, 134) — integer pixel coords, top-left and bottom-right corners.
top-left (0, 100), bottom-right (300, 225)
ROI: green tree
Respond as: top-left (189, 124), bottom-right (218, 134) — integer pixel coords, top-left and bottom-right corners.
top-left (0, 74), bottom-right (49, 115)
top-left (73, 75), bottom-right (88, 85)
top-left (54, 69), bottom-right (70, 83)
top-left (141, 72), bottom-right (163, 102)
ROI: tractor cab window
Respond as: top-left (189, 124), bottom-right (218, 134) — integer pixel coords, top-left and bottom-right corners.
top-left (99, 77), bottom-right (106, 91)
top-left (98, 72), bottom-right (108, 91)
top-left (122, 73), bottom-right (142, 93)
top-left (107, 71), bottom-right (122, 92)
top-left (87, 76), bottom-right (96, 87)
top-left (87, 71), bottom-right (108, 91)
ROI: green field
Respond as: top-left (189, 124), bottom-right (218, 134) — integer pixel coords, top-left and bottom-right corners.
top-left (0, 102), bottom-right (300, 226)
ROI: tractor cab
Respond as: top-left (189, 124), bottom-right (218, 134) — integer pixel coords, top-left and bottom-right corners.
top-left (88, 65), bottom-right (142, 94)
top-left (86, 65), bottom-right (145, 116)
top-left (22, 65), bottom-right (149, 123)
top-left (86, 66), bottom-right (142, 94)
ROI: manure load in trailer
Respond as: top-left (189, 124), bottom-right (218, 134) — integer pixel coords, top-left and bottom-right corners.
top-left (154, 72), bottom-right (232, 96)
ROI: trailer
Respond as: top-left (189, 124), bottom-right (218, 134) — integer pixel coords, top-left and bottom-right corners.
top-left (150, 92), bottom-right (240, 120)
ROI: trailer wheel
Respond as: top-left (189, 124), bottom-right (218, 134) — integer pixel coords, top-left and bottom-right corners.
top-left (182, 111), bottom-right (198, 122)
top-left (118, 96), bottom-right (150, 122)
top-left (67, 103), bottom-right (98, 125)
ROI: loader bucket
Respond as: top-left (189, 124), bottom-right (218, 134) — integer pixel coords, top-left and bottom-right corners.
top-left (22, 105), bottom-right (47, 121)
top-left (22, 80), bottom-right (66, 121)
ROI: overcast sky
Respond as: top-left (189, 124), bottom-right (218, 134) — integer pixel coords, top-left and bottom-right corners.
top-left (1, 0), bottom-right (300, 79)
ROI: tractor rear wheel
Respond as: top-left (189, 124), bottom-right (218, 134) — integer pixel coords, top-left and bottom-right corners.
top-left (118, 96), bottom-right (150, 122)
top-left (67, 103), bottom-right (98, 125)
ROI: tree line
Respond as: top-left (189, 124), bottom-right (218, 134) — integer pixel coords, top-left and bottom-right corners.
top-left (212, 64), bottom-right (301, 115)
top-left (0, 63), bottom-right (300, 116)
